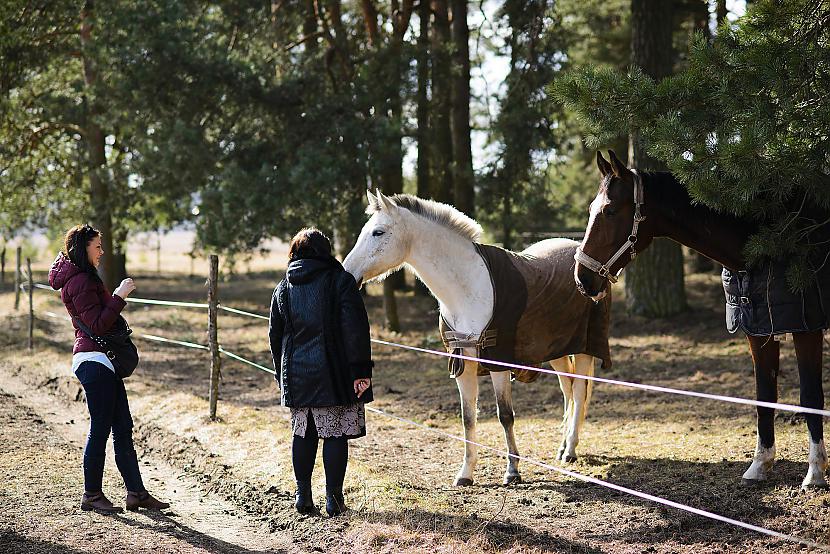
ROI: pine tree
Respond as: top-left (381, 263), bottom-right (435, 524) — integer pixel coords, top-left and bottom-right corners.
top-left (552, 0), bottom-right (830, 291)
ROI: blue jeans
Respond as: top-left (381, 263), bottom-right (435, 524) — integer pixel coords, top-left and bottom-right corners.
top-left (75, 361), bottom-right (145, 493)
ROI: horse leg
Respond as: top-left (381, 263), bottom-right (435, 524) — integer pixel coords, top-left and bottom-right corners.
top-left (454, 358), bottom-right (479, 486)
top-left (793, 330), bottom-right (828, 489)
top-left (562, 354), bottom-right (595, 463)
top-left (743, 335), bottom-right (779, 483)
top-left (552, 357), bottom-right (574, 461)
top-left (491, 371), bottom-right (521, 485)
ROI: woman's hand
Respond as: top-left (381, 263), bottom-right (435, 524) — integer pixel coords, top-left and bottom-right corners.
top-left (354, 378), bottom-right (371, 398)
top-left (113, 278), bottom-right (136, 299)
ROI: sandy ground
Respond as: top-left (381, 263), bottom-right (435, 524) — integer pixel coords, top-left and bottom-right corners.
top-left (1, 269), bottom-right (829, 553)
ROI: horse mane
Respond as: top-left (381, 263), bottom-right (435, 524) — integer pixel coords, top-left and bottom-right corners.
top-left (367, 193), bottom-right (483, 242)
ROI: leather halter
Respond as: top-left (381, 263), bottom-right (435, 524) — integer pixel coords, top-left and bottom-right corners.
top-left (574, 170), bottom-right (645, 284)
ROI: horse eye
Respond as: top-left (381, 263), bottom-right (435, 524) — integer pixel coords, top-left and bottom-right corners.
top-left (372, 229), bottom-right (385, 237)
top-left (604, 207), bottom-right (617, 217)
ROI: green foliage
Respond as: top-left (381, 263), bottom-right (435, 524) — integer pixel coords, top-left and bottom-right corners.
top-left (551, 0), bottom-right (830, 290)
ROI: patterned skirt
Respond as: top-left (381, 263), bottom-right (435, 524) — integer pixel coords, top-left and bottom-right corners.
top-left (291, 403), bottom-right (366, 439)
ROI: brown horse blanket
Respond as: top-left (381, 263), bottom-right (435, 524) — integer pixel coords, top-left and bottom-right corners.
top-left (723, 260), bottom-right (830, 336)
top-left (440, 239), bottom-right (612, 382)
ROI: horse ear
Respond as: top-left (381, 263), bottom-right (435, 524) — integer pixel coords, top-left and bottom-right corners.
top-left (376, 190), bottom-right (396, 212)
top-left (607, 150), bottom-right (629, 177)
top-left (596, 151), bottom-right (612, 177)
top-left (366, 189), bottom-right (377, 209)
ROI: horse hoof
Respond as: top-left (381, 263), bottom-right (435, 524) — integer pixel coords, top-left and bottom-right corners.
top-left (741, 477), bottom-right (767, 487)
top-left (454, 477), bottom-right (474, 487)
top-left (801, 482), bottom-right (829, 491)
top-left (503, 475), bottom-right (522, 486)
top-left (563, 455), bottom-right (577, 464)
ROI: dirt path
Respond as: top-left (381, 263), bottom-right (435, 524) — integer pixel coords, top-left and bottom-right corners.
top-left (0, 364), bottom-right (294, 554)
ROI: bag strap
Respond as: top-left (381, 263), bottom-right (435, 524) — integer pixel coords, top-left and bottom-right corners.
top-left (72, 317), bottom-right (113, 357)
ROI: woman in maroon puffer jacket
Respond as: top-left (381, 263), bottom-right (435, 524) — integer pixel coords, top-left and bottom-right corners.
top-left (49, 224), bottom-right (169, 514)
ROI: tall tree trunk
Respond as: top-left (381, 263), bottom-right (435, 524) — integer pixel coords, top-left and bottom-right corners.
top-left (625, 0), bottom-right (687, 317)
top-left (498, 19), bottom-right (521, 251)
top-left (450, 0), bottom-right (474, 216)
top-left (430, 0), bottom-right (453, 205)
top-left (716, 0), bottom-right (727, 26)
top-left (111, 226), bottom-right (128, 284)
top-left (501, 189), bottom-right (512, 250)
top-left (385, 5), bottom-right (411, 293)
top-left (414, 0), bottom-right (432, 296)
top-left (416, 0), bottom-right (430, 201)
top-left (81, 1), bottom-right (115, 291)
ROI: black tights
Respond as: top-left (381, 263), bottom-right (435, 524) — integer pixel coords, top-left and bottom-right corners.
top-left (292, 413), bottom-right (348, 492)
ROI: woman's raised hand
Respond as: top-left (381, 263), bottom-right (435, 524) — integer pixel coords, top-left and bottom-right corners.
top-left (113, 278), bottom-right (136, 299)
top-left (354, 378), bottom-right (371, 398)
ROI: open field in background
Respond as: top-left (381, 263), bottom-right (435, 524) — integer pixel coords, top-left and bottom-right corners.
top-left (1, 265), bottom-right (829, 553)
top-left (1, 229), bottom-right (290, 275)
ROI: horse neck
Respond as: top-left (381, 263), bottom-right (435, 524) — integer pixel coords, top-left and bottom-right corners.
top-left (405, 217), bottom-right (493, 330)
top-left (646, 172), bottom-right (753, 271)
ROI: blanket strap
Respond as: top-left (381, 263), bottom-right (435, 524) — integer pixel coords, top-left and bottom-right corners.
top-left (440, 329), bottom-right (497, 378)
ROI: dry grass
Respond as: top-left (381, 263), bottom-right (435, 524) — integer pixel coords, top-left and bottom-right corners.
top-left (1, 268), bottom-right (829, 553)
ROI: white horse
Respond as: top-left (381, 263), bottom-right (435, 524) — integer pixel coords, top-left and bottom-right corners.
top-left (343, 190), bottom-right (600, 486)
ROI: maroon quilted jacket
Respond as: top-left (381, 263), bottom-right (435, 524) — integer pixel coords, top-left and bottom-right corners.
top-left (48, 253), bottom-right (126, 354)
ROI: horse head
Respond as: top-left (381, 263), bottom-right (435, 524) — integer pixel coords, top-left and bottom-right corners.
top-left (343, 190), bottom-right (411, 287)
top-left (574, 150), bottom-right (655, 300)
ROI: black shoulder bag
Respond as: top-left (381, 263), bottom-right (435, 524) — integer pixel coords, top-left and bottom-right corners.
top-left (73, 316), bottom-right (139, 379)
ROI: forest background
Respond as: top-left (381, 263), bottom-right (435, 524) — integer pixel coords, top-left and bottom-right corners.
top-left (0, 0), bottom-right (766, 328)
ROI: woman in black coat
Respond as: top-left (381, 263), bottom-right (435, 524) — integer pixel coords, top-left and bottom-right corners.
top-left (269, 228), bottom-right (374, 517)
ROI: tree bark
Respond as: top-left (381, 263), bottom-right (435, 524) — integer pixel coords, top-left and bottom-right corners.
top-left (386, 3), bottom-right (411, 292)
top-left (416, 0), bottom-right (431, 202)
top-left (625, 0), bottom-right (687, 317)
top-left (414, 0), bottom-right (432, 296)
top-left (716, 0), bottom-right (727, 26)
top-left (430, 0), bottom-right (453, 205)
top-left (81, 1), bottom-right (116, 291)
top-left (450, 0), bottom-right (474, 216)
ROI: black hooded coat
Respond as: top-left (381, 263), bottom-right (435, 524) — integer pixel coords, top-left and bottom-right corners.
top-left (269, 256), bottom-right (373, 407)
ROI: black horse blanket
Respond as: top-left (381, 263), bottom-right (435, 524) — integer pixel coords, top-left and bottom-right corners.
top-left (440, 239), bottom-right (612, 382)
top-left (723, 261), bottom-right (830, 336)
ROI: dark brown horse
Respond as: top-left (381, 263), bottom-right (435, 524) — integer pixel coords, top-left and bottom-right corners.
top-left (574, 150), bottom-right (828, 489)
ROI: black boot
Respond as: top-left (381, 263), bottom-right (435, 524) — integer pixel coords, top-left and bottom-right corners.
top-left (325, 487), bottom-right (348, 517)
top-left (295, 481), bottom-right (315, 514)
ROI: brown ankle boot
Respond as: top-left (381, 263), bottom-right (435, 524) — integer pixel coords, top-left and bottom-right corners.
top-left (81, 491), bottom-right (123, 514)
top-left (125, 490), bottom-right (170, 512)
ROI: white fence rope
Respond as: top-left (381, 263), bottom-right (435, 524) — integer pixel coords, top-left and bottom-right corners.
top-left (218, 347), bottom-right (276, 375)
top-left (40, 311), bottom-right (271, 373)
top-left (29, 285), bottom-right (830, 550)
top-left (29, 281), bottom-right (830, 418)
top-left (369, 339), bottom-right (830, 418)
top-left (32, 282), bottom-right (210, 309)
top-left (218, 304), bottom-right (269, 320)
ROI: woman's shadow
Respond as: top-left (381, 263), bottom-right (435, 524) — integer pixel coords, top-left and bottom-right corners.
top-left (111, 510), bottom-right (287, 554)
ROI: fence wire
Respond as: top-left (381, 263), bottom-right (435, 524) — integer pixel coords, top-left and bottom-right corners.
top-left (28, 280), bottom-right (830, 417)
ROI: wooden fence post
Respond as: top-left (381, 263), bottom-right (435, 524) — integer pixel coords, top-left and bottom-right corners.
top-left (14, 247), bottom-right (21, 310)
top-left (208, 254), bottom-right (220, 420)
top-left (27, 258), bottom-right (33, 350)
top-left (1, 245), bottom-right (6, 289)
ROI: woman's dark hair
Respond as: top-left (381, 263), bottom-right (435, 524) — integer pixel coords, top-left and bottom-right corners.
top-left (288, 228), bottom-right (333, 261)
top-left (64, 224), bottom-right (102, 277)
